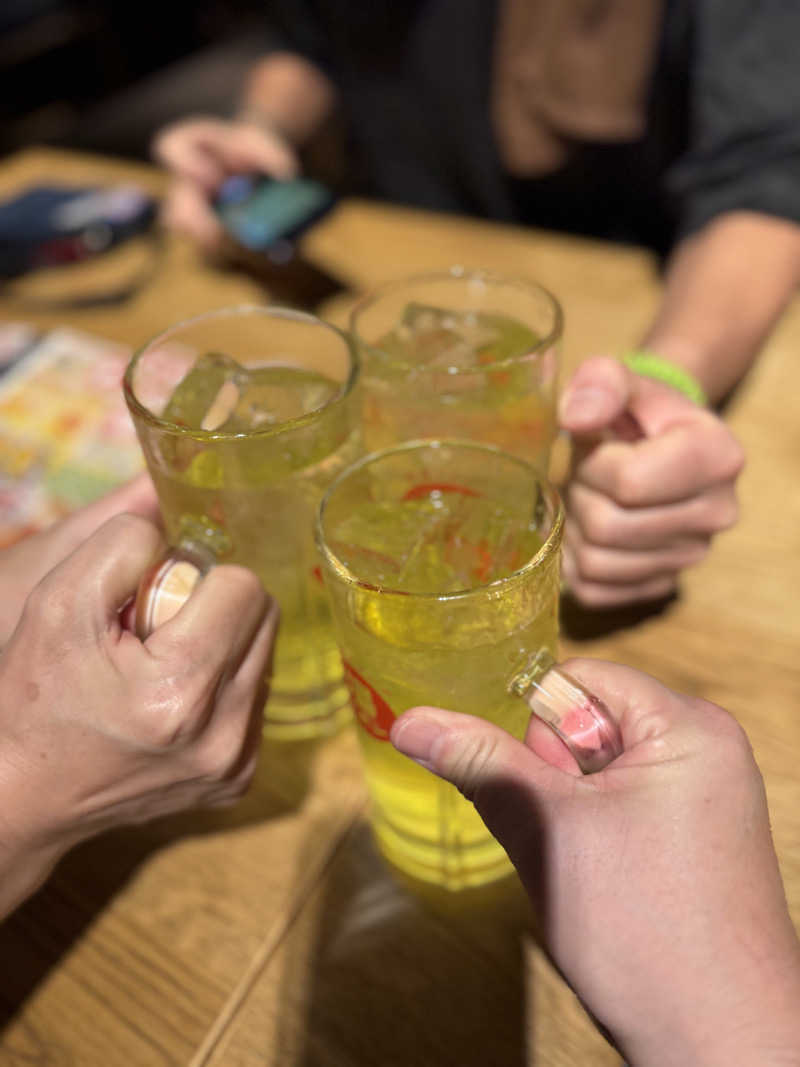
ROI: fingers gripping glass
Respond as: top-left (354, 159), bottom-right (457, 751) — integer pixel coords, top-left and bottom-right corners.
top-left (134, 542), bottom-right (213, 640)
top-left (511, 650), bottom-right (623, 774)
top-left (315, 440), bottom-right (622, 888)
top-left (124, 304), bottom-right (361, 739)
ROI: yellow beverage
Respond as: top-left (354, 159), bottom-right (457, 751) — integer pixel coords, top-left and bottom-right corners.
top-left (125, 307), bottom-right (361, 738)
top-left (317, 441), bottom-right (563, 888)
top-left (350, 271), bottom-right (561, 471)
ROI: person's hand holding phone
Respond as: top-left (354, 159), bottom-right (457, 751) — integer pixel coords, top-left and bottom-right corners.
top-left (153, 116), bottom-right (299, 252)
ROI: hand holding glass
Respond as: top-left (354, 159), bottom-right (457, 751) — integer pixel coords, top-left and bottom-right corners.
top-left (124, 305), bottom-right (361, 738)
top-left (315, 440), bottom-right (621, 889)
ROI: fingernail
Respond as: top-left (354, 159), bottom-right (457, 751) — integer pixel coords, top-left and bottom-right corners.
top-left (391, 715), bottom-right (445, 768)
top-left (559, 387), bottom-right (613, 425)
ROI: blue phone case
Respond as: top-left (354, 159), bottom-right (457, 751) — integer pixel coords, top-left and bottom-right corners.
top-left (215, 176), bottom-right (335, 251)
top-left (0, 185), bottom-right (155, 278)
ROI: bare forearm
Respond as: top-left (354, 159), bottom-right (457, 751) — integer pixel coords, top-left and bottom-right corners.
top-left (643, 211), bottom-right (800, 405)
top-left (0, 812), bottom-right (62, 921)
top-left (238, 51), bottom-right (338, 146)
top-left (626, 958), bottom-right (800, 1067)
top-left (0, 851), bottom-right (52, 920)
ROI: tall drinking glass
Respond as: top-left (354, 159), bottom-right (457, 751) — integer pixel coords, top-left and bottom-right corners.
top-left (317, 440), bottom-right (623, 890)
top-left (124, 305), bottom-right (361, 739)
top-left (350, 268), bottom-right (562, 471)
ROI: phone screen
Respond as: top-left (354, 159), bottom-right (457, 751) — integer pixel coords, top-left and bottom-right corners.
top-left (215, 176), bottom-right (334, 251)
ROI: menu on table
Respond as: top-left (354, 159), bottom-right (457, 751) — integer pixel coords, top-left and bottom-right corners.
top-left (0, 323), bottom-right (142, 548)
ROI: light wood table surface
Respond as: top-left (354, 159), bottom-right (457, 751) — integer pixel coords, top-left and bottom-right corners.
top-left (1, 148), bottom-right (799, 1067)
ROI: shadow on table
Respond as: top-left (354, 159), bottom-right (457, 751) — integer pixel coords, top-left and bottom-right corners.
top-left (272, 823), bottom-right (535, 1067)
top-left (560, 589), bottom-right (677, 642)
top-left (0, 733), bottom-right (326, 1030)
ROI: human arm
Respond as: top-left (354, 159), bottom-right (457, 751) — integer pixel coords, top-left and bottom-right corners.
top-left (644, 0), bottom-right (800, 405)
top-left (559, 0), bottom-right (800, 608)
top-left (391, 660), bottom-right (800, 1066)
top-left (0, 514), bottom-right (277, 920)
top-left (237, 51), bottom-right (338, 148)
top-left (641, 211), bottom-right (800, 405)
top-left (153, 52), bottom-right (337, 250)
top-left (559, 207), bottom-right (800, 608)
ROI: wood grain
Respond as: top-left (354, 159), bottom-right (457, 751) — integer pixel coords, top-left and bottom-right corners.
top-left (0, 148), bottom-right (798, 1066)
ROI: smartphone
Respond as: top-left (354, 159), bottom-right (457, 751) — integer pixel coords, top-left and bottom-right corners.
top-left (215, 175), bottom-right (335, 250)
top-left (0, 185), bottom-right (156, 279)
top-left (214, 175), bottom-right (345, 308)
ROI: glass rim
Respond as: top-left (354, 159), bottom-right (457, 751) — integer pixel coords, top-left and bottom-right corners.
top-left (315, 438), bottom-right (564, 603)
top-left (348, 266), bottom-right (563, 374)
top-left (123, 303), bottom-right (359, 440)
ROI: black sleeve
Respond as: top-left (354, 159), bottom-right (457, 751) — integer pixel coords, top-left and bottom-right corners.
top-left (666, 0), bottom-right (800, 238)
top-left (263, 0), bottom-right (332, 68)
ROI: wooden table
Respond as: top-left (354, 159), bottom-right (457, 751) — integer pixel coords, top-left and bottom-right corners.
top-left (1, 148), bottom-right (798, 1067)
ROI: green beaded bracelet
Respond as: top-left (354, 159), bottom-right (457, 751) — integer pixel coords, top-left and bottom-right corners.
top-left (621, 350), bottom-right (707, 406)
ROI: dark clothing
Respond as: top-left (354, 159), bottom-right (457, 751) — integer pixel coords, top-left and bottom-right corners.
top-left (267, 0), bottom-right (800, 255)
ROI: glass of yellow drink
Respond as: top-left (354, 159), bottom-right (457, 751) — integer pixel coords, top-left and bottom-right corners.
top-left (124, 305), bottom-right (361, 739)
top-left (315, 440), bottom-right (564, 889)
top-left (350, 268), bottom-right (562, 472)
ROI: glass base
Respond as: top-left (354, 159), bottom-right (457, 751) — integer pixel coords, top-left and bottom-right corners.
top-left (262, 681), bottom-right (352, 741)
top-left (371, 812), bottom-right (513, 891)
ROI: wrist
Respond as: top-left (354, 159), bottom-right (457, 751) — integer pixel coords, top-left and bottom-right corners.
top-left (621, 955), bottom-right (800, 1067)
top-left (0, 824), bottom-right (64, 920)
top-left (629, 1022), bottom-right (800, 1067)
top-left (621, 349), bottom-right (707, 406)
top-left (0, 744), bottom-right (72, 918)
top-left (238, 52), bottom-right (336, 147)
top-left (634, 333), bottom-right (728, 405)
top-left (235, 106), bottom-right (297, 150)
